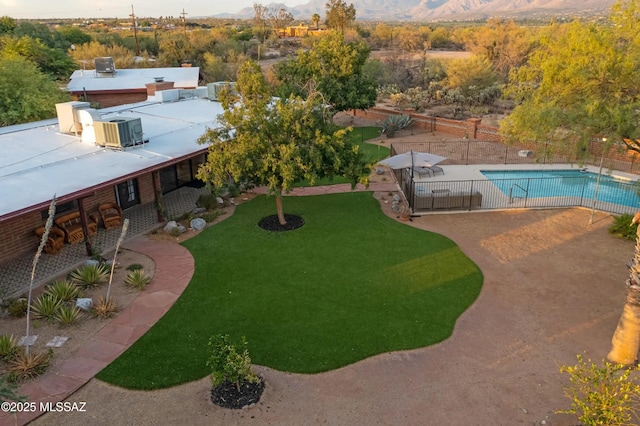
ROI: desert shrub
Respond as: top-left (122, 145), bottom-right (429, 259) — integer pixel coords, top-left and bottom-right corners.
top-left (54, 305), bottom-right (82, 326)
top-left (381, 114), bottom-right (413, 138)
top-left (7, 299), bottom-right (27, 317)
top-left (0, 334), bottom-right (19, 361)
top-left (124, 269), bottom-right (152, 290)
top-left (206, 334), bottom-right (259, 391)
top-left (609, 214), bottom-right (637, 240)
top-left (558, 354), bottom-right (640, 425)
top-left (7, 349), bottom-right (51, 383)
top-left (196, 193), bottom-right (220, 210)
top-left (201, 211), bottom-right (222, 223)
top-left (45, 280), bottom-right (82, 302)
top-left (30, 295), bottom-right (63, 320)
top-left (126, 263), bottom-right (144, 271)
top-left (69, 263), bottom-right (109, 288)
top-left (92, 296), bottom-right (118, 318)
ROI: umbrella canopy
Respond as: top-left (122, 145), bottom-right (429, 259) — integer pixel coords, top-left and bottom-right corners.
top-left (378, 151), bottom-right (447, 170)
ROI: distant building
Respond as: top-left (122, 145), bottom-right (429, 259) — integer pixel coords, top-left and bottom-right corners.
top-left (67, 59), bottom-right (200, 108)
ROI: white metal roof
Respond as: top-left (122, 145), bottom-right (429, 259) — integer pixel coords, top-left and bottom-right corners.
top-left (0, 95), bottom-right (223, 221)
top-left (67, 67), bottom-right (200, 92)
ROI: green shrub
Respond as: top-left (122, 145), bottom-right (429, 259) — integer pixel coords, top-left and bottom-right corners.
top-left (69, 263), bottom-right (109, 288)
top-left (45, 280), bottom-right (82, 302)
top-left (124, 269), bottom-right (152, 290)
top-left (54, 305), bottom-right (82, 326)
top-left (30, 295), bottom-right (63, 320)
top-left (196, 193), bottom-right (220, 210)
top-left (201, 211), bottom-right (222, 223)
top-left (609, 214), bottom-right (638, 240)
top-left (7, 299), bottom-right (27, 317)
top-left (0, 334), bottom-right (19, 361)
top-left (126, 263), bottom-right (144, 272)
top-left (206, 334), bottom-right (259, 391)
top-left (558, 354), bottom-right (640, 425)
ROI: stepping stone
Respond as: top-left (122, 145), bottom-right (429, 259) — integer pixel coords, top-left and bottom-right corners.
top-left (19, 335), bottom-right (37, 346)
top-left (46, 336), bottom-right (68, 348)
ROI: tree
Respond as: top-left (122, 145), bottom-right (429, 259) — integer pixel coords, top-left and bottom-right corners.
top-left (0, 16), bottom-right (16, 35)
top-left (0, 35), bottom-right (76, 80)
top-left (608, 212), bottom-right (640, 365)
top-left (312, 13), bottom-right (321, 29)
top-left (71, 40), bottom-right (135, 69)
top-left (444, 55), bottom-right (500, 97)
top-left (325, 0), bottom-right (356, 34)
top-left (268, 6), bottom-right (294, 31)
top-left (274, 31), bottom-right (378, 114)
top-left (197, 60), bottom-right (370, 225)
top-left (0, 57), bottom-right (71, 126)
top-left (253, 3), bottom-right (271, 43)
top-left (500, 1), bottom-right (640, 151)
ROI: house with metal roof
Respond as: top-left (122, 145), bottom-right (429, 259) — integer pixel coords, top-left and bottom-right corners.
top-left (67, 58), bottom-right (200, 108)
top-left (0, 82), bottom-right (224, 266)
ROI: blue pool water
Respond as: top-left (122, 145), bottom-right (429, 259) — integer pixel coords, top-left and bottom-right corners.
top-left (481, 169), bottom-right (640, 208)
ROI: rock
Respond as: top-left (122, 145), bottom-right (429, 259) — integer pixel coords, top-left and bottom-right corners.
top-left (84, 259), bottom-right (100, 266)
top-left (176, 224), bottom-right (187, 234)
top-left (76, 298), bottom-right (93, 311)
top-left (392, 204), bottom-right (400, 212)
top-left (393, 194), bottom-right (400, 202)
top-left (376, 168), bottom-right (385, 175)
top-left (190, 218), bottom-right (206, 231)
top-left (163, 221), bottom-right (178, 233)
top-left (216, 197), bottom-right (224, 205)
top-left (192, 207), bottom-right (207, 214)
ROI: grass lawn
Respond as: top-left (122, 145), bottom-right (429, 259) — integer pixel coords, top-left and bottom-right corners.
top-left (97, 192), bottom-right (483, 390)
top-left (294, 126), bottom-right (389, 187)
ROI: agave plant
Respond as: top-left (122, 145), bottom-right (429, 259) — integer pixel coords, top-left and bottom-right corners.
top-left (7, 349), bottom-right (51, 382)
top-left (124, 269), bottom-right (152, 290)
top-left (45, 280), bottom-right (82, 302)
top-left (30, 294), bottom-right (63, 320)
top-left (69, 263), bottom-right (109, 288)
top-left (54, 305), bottom-right (83, 326)
top-left (381, 114), bottom-right (414, 138)
top-left (0, 334), bottom-right (19, 361)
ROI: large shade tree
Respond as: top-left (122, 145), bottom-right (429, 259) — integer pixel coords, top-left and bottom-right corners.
top-left (274, 31), bottom-right (377, 114)
top-left (197, 60), bottom-right (370, 225)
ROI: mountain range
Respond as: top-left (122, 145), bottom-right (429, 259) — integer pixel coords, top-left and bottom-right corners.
top-left (215, 0), bottom-right (616, 21)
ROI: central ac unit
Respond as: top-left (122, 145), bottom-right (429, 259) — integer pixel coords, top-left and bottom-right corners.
top-left (94, 118), bottom-right (144, 148)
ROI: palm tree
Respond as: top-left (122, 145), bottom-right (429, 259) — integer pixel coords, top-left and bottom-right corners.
top-left (311, 13), bottom-right (320, 29)
top-left (607, 212), bottom-right (640, 365)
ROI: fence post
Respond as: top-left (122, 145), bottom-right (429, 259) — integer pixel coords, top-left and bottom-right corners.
top-left (504, 145), bottom-right (508, 164)
top-left (466, 140), bottom-right (470, 165)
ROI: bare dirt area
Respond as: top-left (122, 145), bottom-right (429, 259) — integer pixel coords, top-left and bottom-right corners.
top-left (1, 248), bottom-right (155, 378)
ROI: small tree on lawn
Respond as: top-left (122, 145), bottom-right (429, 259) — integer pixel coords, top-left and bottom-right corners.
top-left (197, 60), bottom-right (370, 225)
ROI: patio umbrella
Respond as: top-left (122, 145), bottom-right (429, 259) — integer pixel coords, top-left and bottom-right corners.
top-left (378, 150), bottom-right (447, 175)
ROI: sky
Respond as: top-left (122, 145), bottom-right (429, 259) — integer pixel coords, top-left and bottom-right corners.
top-left (0, 0), bottom-right (306, 19)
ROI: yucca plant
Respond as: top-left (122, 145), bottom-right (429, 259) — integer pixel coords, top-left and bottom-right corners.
top-left (92, 296), bottom-right (118, 318)
top-left (124, 269), bottom-right (152, 290)
top-left (30, 294), bottom-right (63, 320)
top-left (45, 280), bottom-right (82, 302)
top-left (0, 334), bottom-right (19, 361)
top-left (69, 263), bottom-right (109, 288)
top-left (54, 305), bottom-right (82, 327)
top-left (7, 349), bottom-right (51, 383)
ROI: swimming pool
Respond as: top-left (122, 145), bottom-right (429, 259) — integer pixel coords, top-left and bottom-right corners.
top-left (481, 169), bottom-right (640, 208)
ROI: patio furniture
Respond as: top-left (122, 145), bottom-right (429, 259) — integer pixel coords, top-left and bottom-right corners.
top-left (34, 226), bottom-right (66, 254)
top-left (413, 165), bottom-right (444, 178)
top-left (54, 211), bottom-right (99, 244)
top-left (99, 202), bottom-right (124, 229)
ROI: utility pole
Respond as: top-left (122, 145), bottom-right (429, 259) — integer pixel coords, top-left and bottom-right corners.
top-left (130, 4), bottom-right (140, 56)
top-left (180, 8), bottom-right (187, 38)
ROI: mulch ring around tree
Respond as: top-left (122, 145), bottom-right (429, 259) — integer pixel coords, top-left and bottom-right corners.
top-left (211, 378), bottom-right (265, 409)
top-left (258, 214), bottom-right (305, 232)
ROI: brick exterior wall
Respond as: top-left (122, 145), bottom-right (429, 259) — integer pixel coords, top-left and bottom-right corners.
top-left (72, 92), bottom-right (147, 108)
top-left (0, 211), bottom-right (44, 265)
top-left (138, 173), bottom-right (156, 204)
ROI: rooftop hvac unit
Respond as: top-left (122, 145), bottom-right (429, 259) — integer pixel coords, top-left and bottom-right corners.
top-left (207, 82), bottom-right (236, 101)
top-left (56, 101), bottom-right (90, 134)
top-left (94, 118), bottom-right (144, 149)
top-left (95, 57), bottom-right (115, 74)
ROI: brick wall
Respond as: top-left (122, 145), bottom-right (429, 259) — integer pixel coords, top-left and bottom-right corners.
top-left (138, 173), bottom-right (156, 204)
top-left (0, 211), bottom-right (45, 265)
top-left (72, 92), bottom-right (147, 108)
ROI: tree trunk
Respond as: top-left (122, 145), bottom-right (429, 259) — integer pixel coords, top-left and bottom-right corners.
top-left (608, 218), bottom-right (640, 364)
top-left (275, 195), bottom-right (286, 225)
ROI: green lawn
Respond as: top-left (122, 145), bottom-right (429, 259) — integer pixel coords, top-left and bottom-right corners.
top-left (97, 192), bottom-right (483, 389)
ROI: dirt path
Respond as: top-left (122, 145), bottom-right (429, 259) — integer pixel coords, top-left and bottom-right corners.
top-left (33, 205), bottom-right (632, 426)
